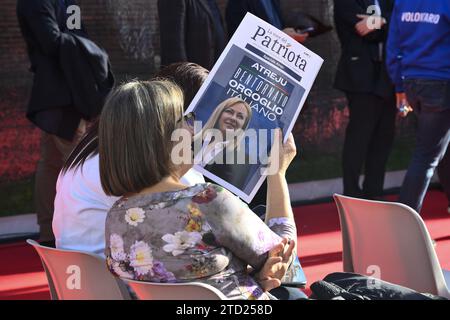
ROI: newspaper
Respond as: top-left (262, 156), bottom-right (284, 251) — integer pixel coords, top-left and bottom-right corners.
top-left (185, 13), bottom-right (323, 203)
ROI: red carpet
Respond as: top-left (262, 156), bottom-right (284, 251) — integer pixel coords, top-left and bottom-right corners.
top-left (0, 242), bottom-right (50, 299)
top-left (0, 190), bottom-right (449, 300)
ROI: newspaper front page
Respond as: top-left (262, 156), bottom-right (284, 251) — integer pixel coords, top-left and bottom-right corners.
top-left (185, 13), bottom-right (323, 203)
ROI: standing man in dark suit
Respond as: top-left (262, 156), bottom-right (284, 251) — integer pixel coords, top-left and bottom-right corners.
top-left (17, 0), bottom-right (113, 246)
top-left (158, 0), bottom-right (227, 70)
top-left (16, 0), bottom-right (87, 246)
top-left (334, 0), bottom-right (396, 199)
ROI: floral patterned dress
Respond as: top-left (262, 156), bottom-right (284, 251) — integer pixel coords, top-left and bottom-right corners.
top-left (105, 183), bottom-right (297, 300)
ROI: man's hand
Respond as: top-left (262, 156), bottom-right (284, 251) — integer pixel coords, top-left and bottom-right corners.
top-left (283, 28), bottom-right (308, 43)
top-left (396, 92), bottom-right (413, 118)
top-left (256, 238), bottom-right (296, 292)
top-left (355, 14), bottom-right (386, 37)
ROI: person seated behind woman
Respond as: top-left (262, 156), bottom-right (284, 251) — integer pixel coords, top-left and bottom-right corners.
top-left (99, 80), bottom-right (299, 299)
top-left (194, 97), bottom-right (255, 190)
top-left (52, 63), bottom-right (209, 256)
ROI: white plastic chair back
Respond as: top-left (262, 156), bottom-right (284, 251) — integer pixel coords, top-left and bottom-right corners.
top-left (124, 279), bottom-right (227, 300)
top-left (27, 239), bottom-right (131, 300)
top-left (333, 194), bottom-right (450, 298)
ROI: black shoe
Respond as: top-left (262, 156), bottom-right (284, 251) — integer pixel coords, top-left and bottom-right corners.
top-left (368, 195), bottom-right (386, 201)
top-left (362, 193), bottom-right (386, 201)
top-left (39, 240), bottom-right (56, 248)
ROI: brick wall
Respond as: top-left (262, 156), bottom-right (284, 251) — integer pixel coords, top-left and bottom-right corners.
top-left (0, 0), bottom-right (415, 183)
top-left (0, 1), bottom-right (29, 82)
top-left (0, 0), bottom-right (37, 182)
top-left (77, 0), bottom-right (160, 77)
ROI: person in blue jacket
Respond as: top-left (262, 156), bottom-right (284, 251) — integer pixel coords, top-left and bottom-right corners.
top-left (386, 0), bottom-right (450, 213)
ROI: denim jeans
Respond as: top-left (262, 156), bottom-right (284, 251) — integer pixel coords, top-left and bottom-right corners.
top-left (399, 79), bottom-right (450, 213)
top-left (437, 147), bottom-right (450, 205)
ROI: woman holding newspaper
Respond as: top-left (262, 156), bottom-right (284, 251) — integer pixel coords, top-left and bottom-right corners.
top-left (100, 80), bottom-right (300, 299)
top-left (194, 97), bottom-right (255, 190)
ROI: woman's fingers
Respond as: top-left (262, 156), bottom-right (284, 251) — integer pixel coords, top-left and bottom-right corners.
top-left (268, 241), bottom-right (285, 258)
top-left (270, 129), bottom-right (297, 175)
top-left (257, 255), bottom-right (283, 291)
top-left (283, 239), bottom-right (296, 263)
top-left (259, 278), bottom-right (282, 292)
top-left (285, 133), bottom-right (296, 155)
top-left (266, 256), bottom-right (283, 268)
top-left (264, 256), bottom-right (283, 278)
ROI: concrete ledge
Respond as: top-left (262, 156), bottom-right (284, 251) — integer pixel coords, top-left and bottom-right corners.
top-left (0, 170), bottom-right (438, 238)
top-left (289, 170), bottom-right (440, 202)
top-left (0, 213), bottom-right (39, 238)
top-left (289, 170), bottom-right (407, 202)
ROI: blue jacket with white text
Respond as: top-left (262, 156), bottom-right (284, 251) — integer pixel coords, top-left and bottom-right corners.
top-left (386, 0), bottom-right (450, 92)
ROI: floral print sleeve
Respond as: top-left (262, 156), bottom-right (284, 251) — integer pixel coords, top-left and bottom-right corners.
top-left (193, 184), bottom-right (286, 271)
top-left (267, 217), bottom-right (297, 241)
top-left (104, 183), bottom-right (297, 300)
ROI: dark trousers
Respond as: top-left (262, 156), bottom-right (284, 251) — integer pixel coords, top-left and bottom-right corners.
top-left (342, 92), bottom-right (396, 198)
top-left (399, 79), bottom-right (450, 213)
top-left (437, 146), bottom-right (450, 205)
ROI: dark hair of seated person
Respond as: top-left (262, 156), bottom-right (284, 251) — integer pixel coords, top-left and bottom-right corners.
top-left (61, 62), bottom-right (209, 174)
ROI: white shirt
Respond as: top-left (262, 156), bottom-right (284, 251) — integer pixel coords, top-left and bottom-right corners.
top-left (52, 154), bottom-right (204, 257)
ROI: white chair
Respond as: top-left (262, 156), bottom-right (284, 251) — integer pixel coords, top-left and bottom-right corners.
top-left (123, 279), bottom-right (228, 300)
top-left (27, 239), bottom-right (131, 300)
top-left (333, 194), bottom-right (450, 298)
